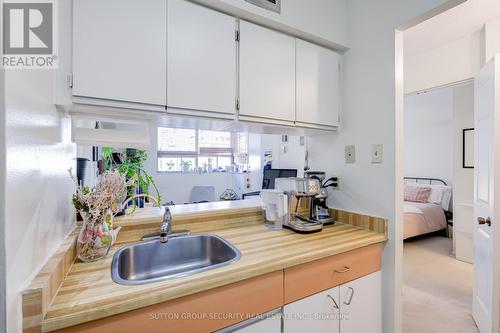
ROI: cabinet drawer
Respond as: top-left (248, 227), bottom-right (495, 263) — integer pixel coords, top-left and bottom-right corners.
top-left (54, 271), bottom-right (283, 333)
top-left (284, 244), bottom-right (381, 304)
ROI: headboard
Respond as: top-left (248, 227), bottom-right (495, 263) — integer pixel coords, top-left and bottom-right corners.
top-left (404, 177), bottom-right (447, 186)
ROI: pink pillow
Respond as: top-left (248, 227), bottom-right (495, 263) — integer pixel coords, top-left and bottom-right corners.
top-left (404, 186), bottom-right (431, 203)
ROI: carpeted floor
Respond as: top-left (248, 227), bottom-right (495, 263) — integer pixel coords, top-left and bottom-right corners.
top-left (403, 236), bottom-right (479, 333)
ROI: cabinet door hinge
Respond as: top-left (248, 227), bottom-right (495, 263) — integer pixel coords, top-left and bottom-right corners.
top-left (68, 73), bottom-right (73, 88)
top-left (236, 98), bottom-right (240, 111)
top-left (235, 29), bottom-right (240, 42)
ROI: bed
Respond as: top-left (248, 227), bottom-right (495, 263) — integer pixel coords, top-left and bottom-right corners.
top-left (403, 177), bottom-right (452, 239)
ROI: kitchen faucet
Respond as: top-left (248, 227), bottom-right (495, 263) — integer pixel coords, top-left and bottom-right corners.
top-left (160, 207), bottom-right (172, 243)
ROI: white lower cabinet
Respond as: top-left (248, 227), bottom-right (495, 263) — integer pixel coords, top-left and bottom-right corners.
top-left (283, 285), bottom-right (340, 333)
top-left (284, 272), bottom-right (381, 333)
top-left (340, 271), bottom-right (381, 333)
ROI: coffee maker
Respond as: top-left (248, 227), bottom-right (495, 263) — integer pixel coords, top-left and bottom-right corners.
top-left (275, 177), bottom-right (323, 233)
top-left (304, 171), bottom-right (337, 225)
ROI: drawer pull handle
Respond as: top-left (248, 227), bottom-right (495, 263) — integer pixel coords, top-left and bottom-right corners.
top-left (327, 294), bottom-right (339, 309)
top-left (344, 287), bottom-right (354, 305)
top-left (335, 266), bottom-right (351, 274)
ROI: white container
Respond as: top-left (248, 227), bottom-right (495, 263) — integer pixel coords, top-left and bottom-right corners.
top-left (260, 190), bottom-right (288, 231)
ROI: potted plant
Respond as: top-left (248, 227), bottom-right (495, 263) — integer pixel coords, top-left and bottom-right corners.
top-left (180, 160), bottom-right (192, 173)
top-left (207, 157), bottom-right (214, 172)
top-left (166, 160), bottom-right (175, 172)
top-left (102, 148), bottom-right (161, 207)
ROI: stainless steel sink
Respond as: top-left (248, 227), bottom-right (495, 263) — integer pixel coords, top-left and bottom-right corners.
top-left (111, 234), bottom-right (241, 285)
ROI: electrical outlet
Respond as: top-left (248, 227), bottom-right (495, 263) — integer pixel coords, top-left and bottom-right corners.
top-left (345, 145), bottom-right (355, 163)
top-left (330, 176), bottom-right (340, 190)
top-left (371, 144), bottom-right (383, 163)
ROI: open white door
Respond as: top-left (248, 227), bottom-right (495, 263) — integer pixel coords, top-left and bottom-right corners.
top-left (473, 55), bottom-right (500, 333)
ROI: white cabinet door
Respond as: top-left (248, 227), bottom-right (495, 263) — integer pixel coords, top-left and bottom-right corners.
top-left (339, 272), bottom-right (381, 333)
top-left (296, 39), bottom-right (340, 127)
top-left (73, 0), bottom-right (167, 106)
top-left (239, 21), bottom-right (295, 123)
top-left (283, 287), bottom-right (340, 333)
top-left (167, 0), bottom-right (236, 115)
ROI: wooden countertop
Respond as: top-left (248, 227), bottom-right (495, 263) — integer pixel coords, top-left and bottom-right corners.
top-left (37, 203), bottom-right (387, 332)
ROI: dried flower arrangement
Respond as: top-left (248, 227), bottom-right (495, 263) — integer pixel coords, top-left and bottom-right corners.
top-left (69, 168), bottom-right (128, 262)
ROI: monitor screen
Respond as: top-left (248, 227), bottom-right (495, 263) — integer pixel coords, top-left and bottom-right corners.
top-left (262, 168), bottom-right (297, 189)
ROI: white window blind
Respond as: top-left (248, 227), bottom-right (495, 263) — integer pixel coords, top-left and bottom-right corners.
top-left (157, 128), bottom-right (196, 153)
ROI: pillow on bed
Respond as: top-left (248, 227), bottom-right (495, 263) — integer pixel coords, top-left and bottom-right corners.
top-left (405, 183), bottom-right (452, 210)
top-left (404, 186), bottom-right (431, 203)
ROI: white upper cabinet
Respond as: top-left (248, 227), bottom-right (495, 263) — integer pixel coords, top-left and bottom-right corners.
top-left (239, 21), bottom-right (296, 123)
top-left (296, 39), bottom-right (340, 128)
top-left (167, 0), bottom-right (236, 116)
top-left (73, 0), bottom-right (167, 107)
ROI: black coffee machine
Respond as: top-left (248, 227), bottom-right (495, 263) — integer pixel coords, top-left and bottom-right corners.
top-left (304, 171), bottom-right (338, 225)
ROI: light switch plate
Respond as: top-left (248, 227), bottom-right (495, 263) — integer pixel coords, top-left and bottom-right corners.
top-left (371, 144), bottom-right (383, 163)
top-left (345, 145), bottom-right (356, 163)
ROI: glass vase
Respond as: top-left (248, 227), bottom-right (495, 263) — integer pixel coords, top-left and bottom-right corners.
top-left (77, 211), bottom-right (113, 262)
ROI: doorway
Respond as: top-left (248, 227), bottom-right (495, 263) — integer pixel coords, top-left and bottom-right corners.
top-left (396, 1), bottom-right (500, 331)
top-left (402, 81), bottom-right (477, 333)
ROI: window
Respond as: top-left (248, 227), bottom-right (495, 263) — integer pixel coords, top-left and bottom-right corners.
top-left (157, 127), bottom-right (248, 172)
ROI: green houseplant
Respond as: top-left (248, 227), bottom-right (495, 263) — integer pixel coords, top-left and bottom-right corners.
top-left (180, 159), bottom-right (192, 173)
top-left (102, 147), bottom-right (161, 206)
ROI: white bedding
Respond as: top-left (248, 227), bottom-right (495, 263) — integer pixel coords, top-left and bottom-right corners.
top-left (403, 204), bottom-right (423, 215)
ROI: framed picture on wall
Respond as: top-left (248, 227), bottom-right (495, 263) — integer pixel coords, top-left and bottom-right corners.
top-left (463, 128), bottom-right (474, 168)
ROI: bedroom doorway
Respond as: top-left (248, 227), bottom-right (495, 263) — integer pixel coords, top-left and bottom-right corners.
top-left (402, 81), bottom-right (477, 333)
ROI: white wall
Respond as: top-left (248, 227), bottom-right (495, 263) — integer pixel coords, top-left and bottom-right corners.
top-left (404, 32), bottom-right (481, 93)
top-left (4, 2), bottom-right (75, 332)
top-left (404, 87), bottom-right (454, 186)
top-left (260, 134), bottom-right (305, 175)
top-left (452, 82), bottom-right (474, 262)
top-left (308, 1), bottom-right (451, 332)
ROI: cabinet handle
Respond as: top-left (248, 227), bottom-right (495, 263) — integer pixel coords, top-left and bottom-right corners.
top-left (343, 287), bottom-right (354, 305)
top-left (335, 266), bottom-right (351, 274)
top-left (327, 294), bottom-right (339, 309)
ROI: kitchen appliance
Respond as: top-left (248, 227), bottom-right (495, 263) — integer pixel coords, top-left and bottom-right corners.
top-left (304, 171), bottom-right (337, 225)
top-left (260, 190), bottom-right (288, 230)
top-left (275, 177), bottom-right (323, 233)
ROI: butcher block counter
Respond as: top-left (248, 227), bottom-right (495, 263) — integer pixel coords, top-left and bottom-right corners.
top-left (22, 199), bottom-right (387, 333)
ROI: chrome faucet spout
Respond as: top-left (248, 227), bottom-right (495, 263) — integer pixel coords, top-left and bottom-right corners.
top-left (160, 207), bottom-right (172, 243)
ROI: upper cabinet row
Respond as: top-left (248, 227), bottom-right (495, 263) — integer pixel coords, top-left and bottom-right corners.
top-left (73, 0), bottom-right (340, 129)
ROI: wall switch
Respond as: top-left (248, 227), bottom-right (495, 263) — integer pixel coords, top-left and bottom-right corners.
top-left (345, 145), bottom-right (356, 163)
top-left (371, 144), bottom-right (383, 163)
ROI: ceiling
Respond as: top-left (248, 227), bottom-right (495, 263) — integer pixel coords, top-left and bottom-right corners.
top-left (404, 0), bottom-right (500, 55)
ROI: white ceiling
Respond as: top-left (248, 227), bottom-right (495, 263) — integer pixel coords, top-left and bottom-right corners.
top-left (404, 0), bottom-right (500, 55)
